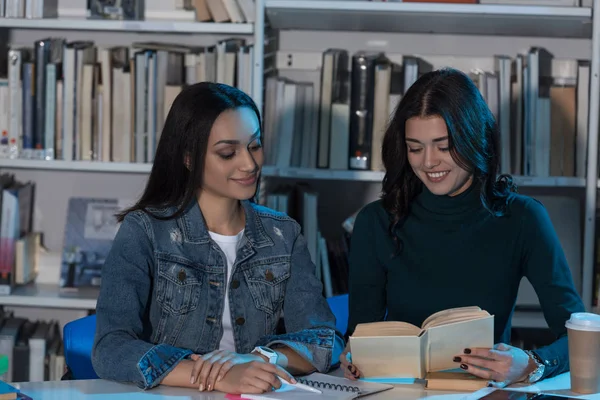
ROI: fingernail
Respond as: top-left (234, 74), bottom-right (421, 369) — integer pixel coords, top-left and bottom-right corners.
top-left (487, 383), bottom-right (493, 387)
top-left (199, 384), bottom-right (204, 391)
top-left (291, 378), bottom-right (297, 384)
top-left (453, 357), bottom-right (461, 362)
top-left (190, 376), bottom-right (196, 384)
top-left (347, 365), bottom-right (353, 371)
top-left (460, 364), bottom-right (468, 370)
top-left (464, 348), bottom-right (471, 354)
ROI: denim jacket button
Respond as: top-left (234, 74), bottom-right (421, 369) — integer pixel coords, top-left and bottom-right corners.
top-left (178, 269), bottom-right (186, 282)
top-left (231, 280), bottom-right (240, 289)
top-left (265, 270), bottom-right (274, 282)
top-left (235, 317), bottom-right (246, 325)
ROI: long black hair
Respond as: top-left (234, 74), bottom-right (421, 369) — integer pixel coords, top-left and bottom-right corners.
top-left (381, 67), bottom-right (516, 236)
top-left (117, 82), bottom-right (262, 222)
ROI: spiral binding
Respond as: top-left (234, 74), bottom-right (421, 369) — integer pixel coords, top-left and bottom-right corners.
top-left (296, 378), bottom-right (361, 393)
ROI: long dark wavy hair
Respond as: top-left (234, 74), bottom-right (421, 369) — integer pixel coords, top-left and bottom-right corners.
top-left (117, 82), bottom-right (262, 222)
top-left (381, 67), bottom-right (516, 239)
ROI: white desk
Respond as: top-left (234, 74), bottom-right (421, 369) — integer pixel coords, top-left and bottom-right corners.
top-left (10, 373), bottom-right (600, 400)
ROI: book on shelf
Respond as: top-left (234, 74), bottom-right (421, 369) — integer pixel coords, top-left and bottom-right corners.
top-left (268, 47), bottom-right (588, 179)
top-left (349, 306), bottom-right (493, 380)
top-left (59, 197), bottom-right (128, 291)
top-left (0, 36), bottom-right (254, 165)
top-left (0, 310), bottom-right (63, 387)
top-left (0, 172), bottom-right (37, 295)
top-left (87, 0), bottom-right (144, 20)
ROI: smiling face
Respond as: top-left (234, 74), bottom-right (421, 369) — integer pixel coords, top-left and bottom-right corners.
top-left (405, 115), bottom-right (473, 197)
top-left (199, 106), bottom-right (263, 201)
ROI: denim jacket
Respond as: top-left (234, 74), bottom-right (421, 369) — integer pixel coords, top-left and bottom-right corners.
top-left (91, 200), bottom-right (345, 389)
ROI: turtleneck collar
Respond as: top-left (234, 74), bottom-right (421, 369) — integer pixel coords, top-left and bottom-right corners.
top-left (414, 180), bottom-right (482, 216)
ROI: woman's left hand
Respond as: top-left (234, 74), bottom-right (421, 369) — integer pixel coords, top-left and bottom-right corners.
top-left (190, 350), bottom-right (264, 391)
top-left (454, 343), bottom-right (535, 387)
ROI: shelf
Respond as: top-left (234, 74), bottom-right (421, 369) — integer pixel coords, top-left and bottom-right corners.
top-left (0, 18), bottom-right (254, 34)
top-left (0, 283), bottom-right (98, 310)
top-left (512, 176), bottom-right (585, 188)
top-left (262, 166), bottom-right (385, 181)
top-left (0, 159), bottom-right (153, 173)
top-left (265, 1), bottom-right (592, 38)
top-left (0, 160), bottom-right (588, 187)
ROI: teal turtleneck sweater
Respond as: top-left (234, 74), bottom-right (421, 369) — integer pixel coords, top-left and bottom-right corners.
top-left (347, 183), bottom-right (585, 379)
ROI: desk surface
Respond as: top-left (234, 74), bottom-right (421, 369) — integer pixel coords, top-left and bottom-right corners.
top-left (11, 373), bottom-right (600, 400)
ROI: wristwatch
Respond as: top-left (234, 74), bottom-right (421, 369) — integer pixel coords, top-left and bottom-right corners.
top-left (252, 346), bottom-right (279, 365)
top-left (524, 350), bottom-right (545, 383)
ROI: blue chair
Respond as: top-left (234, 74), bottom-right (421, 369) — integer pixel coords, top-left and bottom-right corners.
top-left (63, 315), bottom-right (99, 380)
top-left (327, 294), bottom-right (349, 336)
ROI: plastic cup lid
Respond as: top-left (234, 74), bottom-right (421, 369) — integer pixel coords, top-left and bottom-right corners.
top-left (565, 312), bottom-right (600, 332)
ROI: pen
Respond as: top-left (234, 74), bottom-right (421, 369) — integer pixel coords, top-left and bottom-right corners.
top-left (277, 377), bottom-right (322, 394)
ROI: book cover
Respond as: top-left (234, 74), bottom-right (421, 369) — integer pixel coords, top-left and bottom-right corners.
top-left (59, 197), bottom-right (127, 291)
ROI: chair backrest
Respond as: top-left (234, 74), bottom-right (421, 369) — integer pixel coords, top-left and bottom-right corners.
top-left (63, 315), bottom-right (99, 380)
top-left (326, 294), bottom-right (349, 336)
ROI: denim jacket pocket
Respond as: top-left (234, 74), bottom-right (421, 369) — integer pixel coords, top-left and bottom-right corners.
top-left (243, 257), bottom-right (291, 315)
top-left (156, 253), bottom-right (203, 315)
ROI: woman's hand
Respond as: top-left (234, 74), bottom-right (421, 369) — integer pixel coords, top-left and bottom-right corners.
top-left (190, 350), bottom-right (264, 391)
top-left (213, 361), bottom-right (297, 394)
top-left (339, 344), bottom-right (361, 380)
top-left (454, 343), bottom-right (535, 387)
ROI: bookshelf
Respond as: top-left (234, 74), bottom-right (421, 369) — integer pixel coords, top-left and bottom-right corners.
top-left (0, 0), bottom-right (599, 329)
top-left (263, 0), bottom-right (600, 318)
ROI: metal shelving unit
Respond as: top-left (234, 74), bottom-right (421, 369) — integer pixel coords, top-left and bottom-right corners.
top-left (264, 0), bottom-right (600, 313)
top-left (1, 0), bottom-right (599, 315)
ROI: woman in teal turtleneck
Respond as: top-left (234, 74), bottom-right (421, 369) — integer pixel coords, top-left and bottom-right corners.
top-left (340, 68), bottom-right (585, 387)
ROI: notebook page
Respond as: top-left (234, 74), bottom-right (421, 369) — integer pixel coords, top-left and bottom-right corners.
top-left (299, 372), bottom-right (394, 396)
top-left (241, 372), bottom-right (393, 400)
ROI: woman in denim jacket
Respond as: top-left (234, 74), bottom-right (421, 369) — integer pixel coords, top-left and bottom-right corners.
top-left (91, 83), bottom-right (344, 394)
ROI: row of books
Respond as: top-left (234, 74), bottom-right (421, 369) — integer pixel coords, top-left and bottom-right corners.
top-left (0, 0), bottom-right (256, 22)
top-left (0, 37), bottom-right (254, 164)
top-left (266, 47), bottom-right (589, 178)
top-left (0, 309), bottom-right (63, 383)
top-left (0, 173), bottom-right (37, 296)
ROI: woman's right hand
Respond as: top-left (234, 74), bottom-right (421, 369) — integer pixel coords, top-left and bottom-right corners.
top-left (214, 361), bottom-right (296, 394)
top-left (339, 344), bottom-right (361, 380)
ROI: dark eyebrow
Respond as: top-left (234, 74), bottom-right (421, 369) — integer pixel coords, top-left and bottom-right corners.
top-left (405, 136), bottom-right (448, 144)
top-left (214, 129), bottom-right (261, 146)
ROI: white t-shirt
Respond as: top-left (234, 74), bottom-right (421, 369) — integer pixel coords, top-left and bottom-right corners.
top-left (208, 229), bottom-right (244, 352)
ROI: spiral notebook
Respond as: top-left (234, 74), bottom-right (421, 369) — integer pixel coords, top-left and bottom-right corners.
top-left (240, 372), bottom-right (394, 399)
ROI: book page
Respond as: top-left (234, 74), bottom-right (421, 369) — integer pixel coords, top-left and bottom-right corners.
top-left (421, 306), bottom-right (485, 329)
top-left (422, 310), bottom-right (491, 330)
top-left (426, 315), bottom-right (494, 372)
top-left (352, 321), bottom-right (422, 337)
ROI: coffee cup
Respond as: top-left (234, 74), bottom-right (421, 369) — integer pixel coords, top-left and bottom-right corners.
top-left (566, 312), bottom-right (600, 394)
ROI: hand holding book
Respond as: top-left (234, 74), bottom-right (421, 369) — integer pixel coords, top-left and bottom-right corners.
top-left (451, 343), bottom-right (535, 388)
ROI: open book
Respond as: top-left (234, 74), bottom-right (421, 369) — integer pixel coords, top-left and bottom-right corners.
top-left (349, 306), bottom-right (494, 379)
top-left (239, 372), bottom-right (393, 399)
